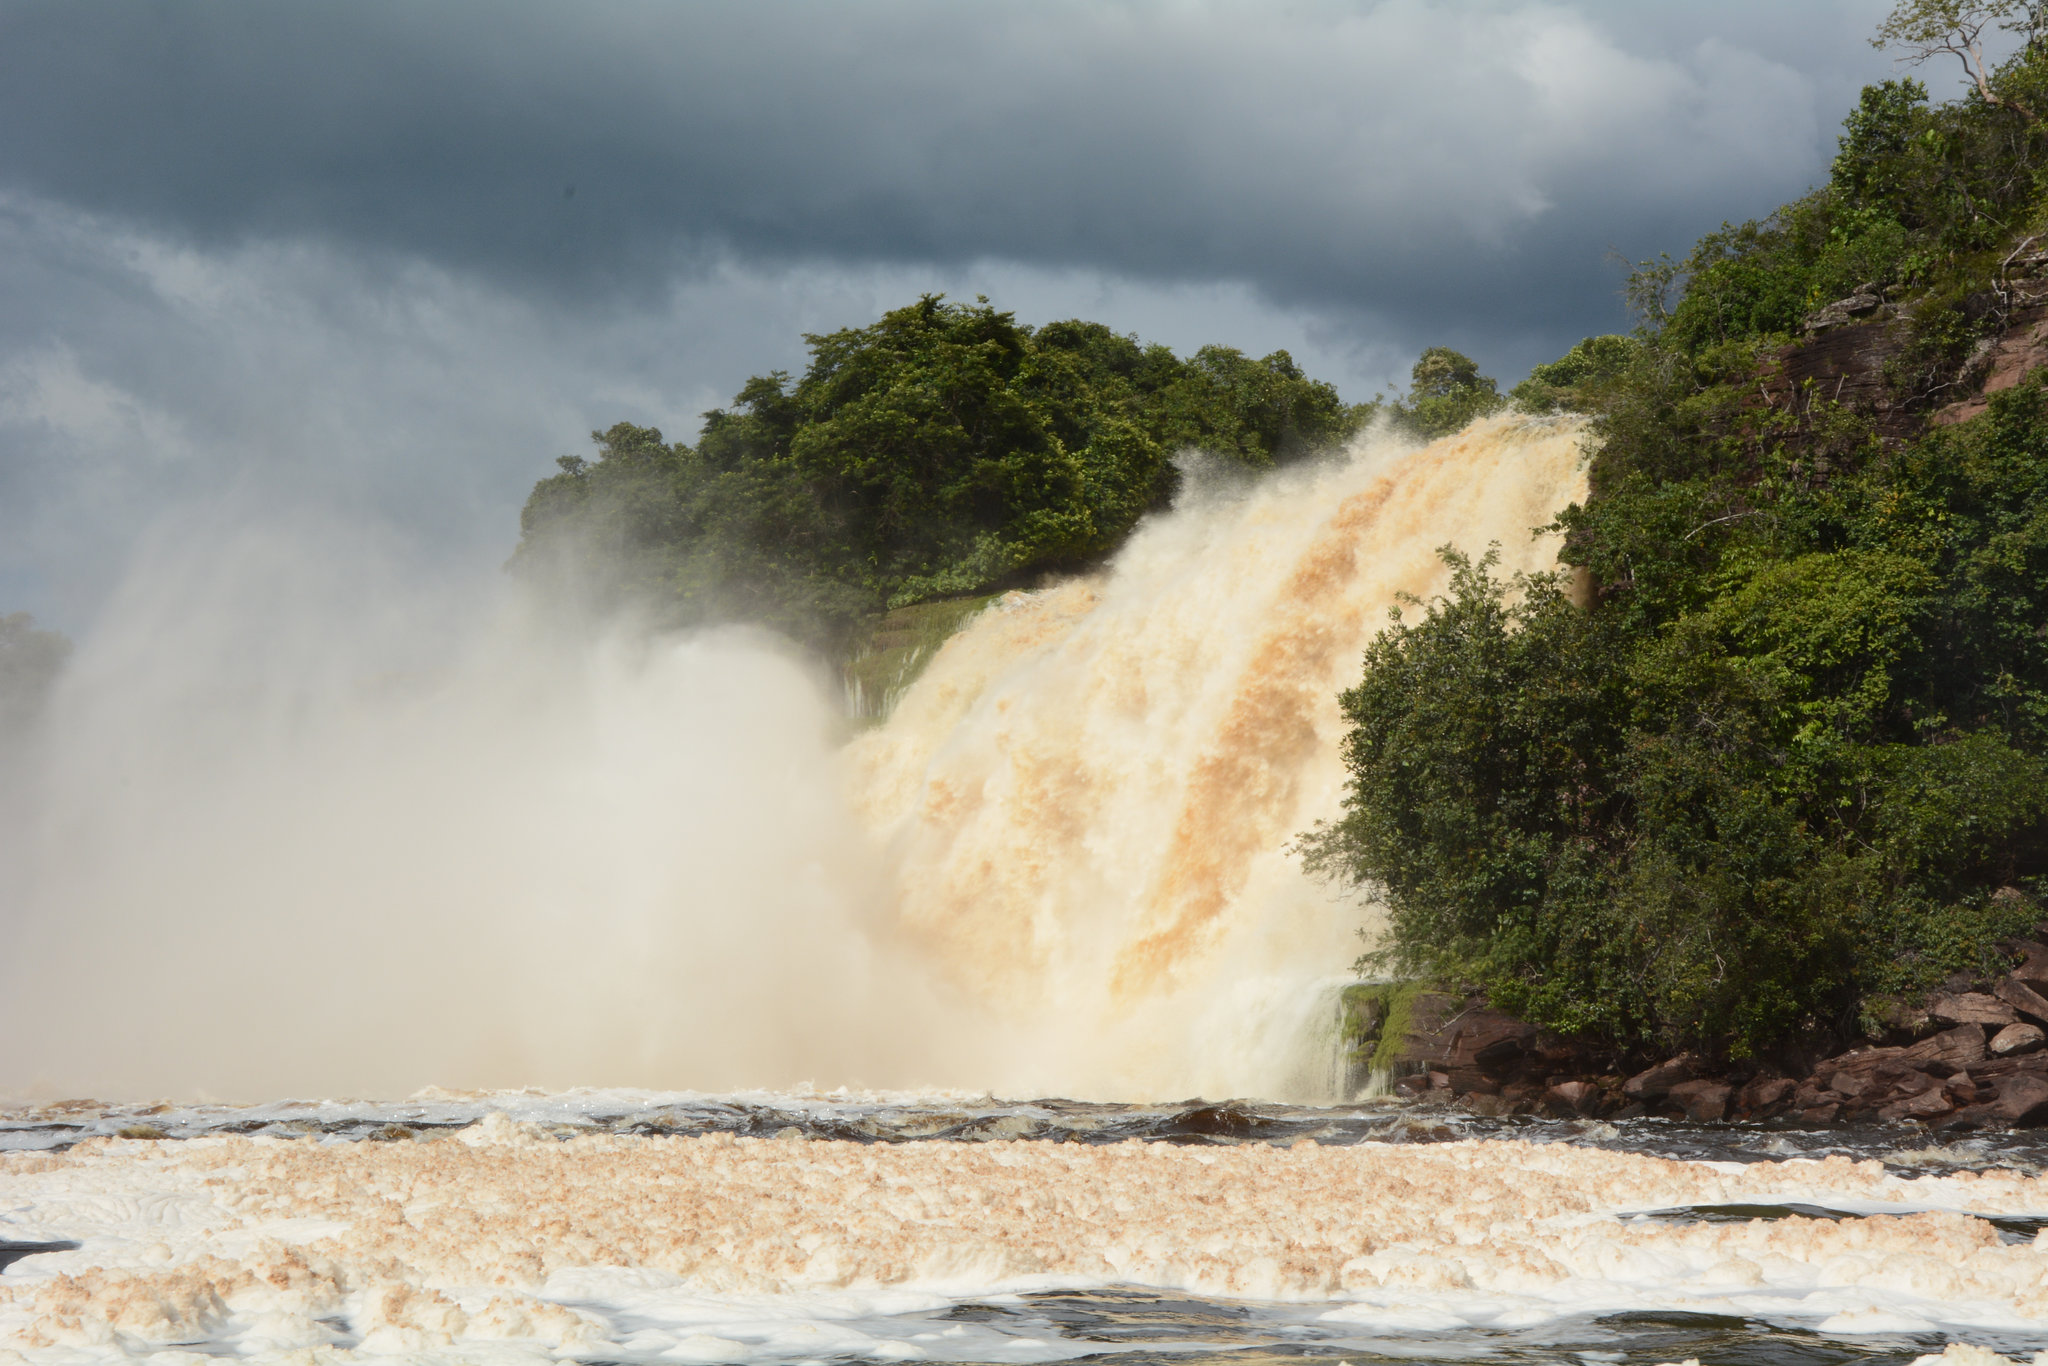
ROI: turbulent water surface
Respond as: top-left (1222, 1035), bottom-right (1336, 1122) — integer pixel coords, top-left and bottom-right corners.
top-left (8, 1091), bottom-right (2048, 1364)
top-left (12, 420), bottom-right (2042, 1363)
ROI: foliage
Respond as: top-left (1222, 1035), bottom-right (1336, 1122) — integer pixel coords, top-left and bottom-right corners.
top-left (1310, 35), bottom-right (2048, 1058)
top-left (1509, 335), bottom-right (1639, 414)
top-left (1392, 347), bottom-right (1506, 438)
top-left (513, 296), bottom-right (1368, 650)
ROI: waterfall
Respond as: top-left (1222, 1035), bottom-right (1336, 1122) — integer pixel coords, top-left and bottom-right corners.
top-left (848, 414), bottom-right (1590, 1101)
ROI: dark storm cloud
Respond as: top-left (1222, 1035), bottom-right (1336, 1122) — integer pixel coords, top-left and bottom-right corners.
top-left (0, 0), bottom-right (1923, 629)
top-left (0, 0), bottom-right (1896, 343)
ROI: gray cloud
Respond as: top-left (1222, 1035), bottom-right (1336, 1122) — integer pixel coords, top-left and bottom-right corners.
top-left (0, 0), bottom-right (1921, 626)
top-left (1, 2), bottom-right (1896, 328)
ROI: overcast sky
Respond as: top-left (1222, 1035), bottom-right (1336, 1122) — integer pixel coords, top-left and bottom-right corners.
top-left (0, 0), bottom-right (1918, 629)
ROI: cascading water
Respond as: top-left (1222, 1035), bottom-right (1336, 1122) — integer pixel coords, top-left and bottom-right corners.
top-left (0, 413), bottom-right (1585, 1105)
top-left (21, 415), bottom-right (2048, 1366)
top-left (850, 413), bottom-right (1590, 1101)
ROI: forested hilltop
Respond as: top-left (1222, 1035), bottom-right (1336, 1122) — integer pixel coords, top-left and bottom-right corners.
top-left (1311, 1), bottom-right (2048, 1066)
top-left (516, 301), bottom-right (1427, 652)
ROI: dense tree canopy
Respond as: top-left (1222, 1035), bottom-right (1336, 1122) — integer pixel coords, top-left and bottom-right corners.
top-left (1310, 31), bottom-right (2048, 1058)
top-left (514, 296), bottom-right (1367, 648)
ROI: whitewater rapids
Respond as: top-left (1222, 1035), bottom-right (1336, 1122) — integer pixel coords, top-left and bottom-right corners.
top-left (9, 1114), bottom-right (2048, 1362)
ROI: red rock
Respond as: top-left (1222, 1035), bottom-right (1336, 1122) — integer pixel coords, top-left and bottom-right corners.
top-left (1991, 1023), bottom-right (2045, 1057)
top-left (1931, 992), bottom-right (2019, 1027)
top-left (1944, 1103), bottom-right (2008, 1130)
top-left (1795, 1103), bottom-right (1841, 1125)
top-left (1739, 1077), bottom-right (1796, 1114)
top-left (1622, 1054), bottom-right (1701, 1101)
top-left (1545, 1081), bottom-right (1598, 1115)
top-left (1667, 1079), bottom-right (1730, 1122)
top-left (1826, 1070), bottom-right (1874, 1100)
top-left (1946, 1072), bottom-right (1983, 1105)
top-left (1445, 1068), bottom-right (1498, 1096)
top-left (1903, 1024), bottom-right (1988, 1070)
top-left (1994, 1074), bottom-right (2048, 1125)
top-left (1997, 978), bottom-right (2048, 1026)
top-left (1880, 1090), bottom-right (1953, 1122)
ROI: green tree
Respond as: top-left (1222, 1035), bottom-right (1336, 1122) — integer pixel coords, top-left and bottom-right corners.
top-left (1394, 347), bottom-right (1506, 438)
top-left (512, 296), bottom-right (1368, 650)
top-left (1312, 40), bottom-right (2048, 1058)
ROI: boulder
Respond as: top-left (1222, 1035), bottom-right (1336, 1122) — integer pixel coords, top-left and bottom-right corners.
top-left (1738, 1076), bottom-right (1796, 1115)
top-left (1622, 1054), bottom-right (1701, 1101)
top-left (1667, 1079), bottom-right (1730, 1122)
top-left (1991, 1023), bottom-right (2046, 1057)
top-left (1994, 1073), bottom-right (2048, 1126)
top-left (1903, 1024), bottom-right (1988, 1071)
top-left (1445, 1011), bottom-right (1541, 1072)
top-left (1879, 1089), bottom-right (1953, 1122)
top-left (1996, 977), bottom-right (2048, 1025)
top-left (1828, 1068), bottom-right (1875, 1099)
top-left (1931, 992), bottom-right (2018, 1027)
top-left (1545, 1080), bottom-right (1600, 1115)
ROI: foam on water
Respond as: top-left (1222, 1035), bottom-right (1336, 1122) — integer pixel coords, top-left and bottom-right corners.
top-left (9, 1109), bottom-right (2048, 1363)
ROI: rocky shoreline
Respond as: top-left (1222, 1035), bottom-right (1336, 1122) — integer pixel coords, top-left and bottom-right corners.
top-left (1345, 939), bottom-right (2048, 1129)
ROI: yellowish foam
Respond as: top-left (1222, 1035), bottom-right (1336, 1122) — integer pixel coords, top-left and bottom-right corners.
top-left (8, 1123), bottom-right (2048, 1360)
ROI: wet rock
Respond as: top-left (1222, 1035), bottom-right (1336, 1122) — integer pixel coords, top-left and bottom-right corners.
top-left (1930, 992), bottom-right (2018, 1027)
top-left (1991, 1023), bottom-right (2045, 1057)
top-left (1993, 1074), bottom-right (2048, 1126)
top-left (1444, 1010), bottom-right (1541, 1073)
top-left (1446, 1069), bottom-right (1498, 1096)
top-left (1392, 1074), bottom-right (1430, 1099)
top-left (1666, 1079), bottom-right (1730, 1122)
top-left (1737, 1076), bottom-right (1795, 1116)
top-left (1879, 1089), bottom-right (1953, 1122)
top-left (1545, 1081), bottom-right (1599, 1115)
top-left (1622, 1054), bottom-right (1701, 1101)
top-left (1819, 1060), bottom-right (1878, 1098)
top-left (1995, 977), bottom-right (2048, 1025)
top-left (1903, 1023), bottom-right (1988, 1070)
top-left (1790, 1079), bottom-right (1834, 1111)
top-left (1943, 1102), bottom-right (2008, 1130)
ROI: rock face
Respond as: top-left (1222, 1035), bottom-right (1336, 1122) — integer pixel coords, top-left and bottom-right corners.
top-left (1992, 1023), bottom-right (2046, 1056)
top-left (1347, 932), bottom-right (2048, 1129)
top-left (1761, 246), bottom-right (2048, 439)
top-left (1932, 992), bottom-right (2018, 1027)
